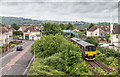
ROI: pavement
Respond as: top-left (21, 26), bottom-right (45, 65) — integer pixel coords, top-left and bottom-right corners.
top-left (0, 40), bottom-right (34, 76)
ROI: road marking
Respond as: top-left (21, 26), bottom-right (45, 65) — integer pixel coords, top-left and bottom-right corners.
top-left (6, 44), bottom-right (32, 67)
top-left (0, 42), bottom-right (26, 61)
top-left (23, 56), bottom-right (34, 75)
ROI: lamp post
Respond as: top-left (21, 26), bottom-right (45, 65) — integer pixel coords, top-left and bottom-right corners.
top-left (34, 44), bottom-right (35, 61)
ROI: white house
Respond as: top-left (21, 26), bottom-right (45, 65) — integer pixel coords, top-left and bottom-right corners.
top-left (23, 26), bottom-right (41, 40)
top-left (109, 24), bottom-right (120, 52)
top-left (87, 25), bottom-right (110, 41)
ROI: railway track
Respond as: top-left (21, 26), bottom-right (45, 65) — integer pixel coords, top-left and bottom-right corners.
top-left (86, 59), bottom-right (114, 74)
top-left (63, 37), bottom-right (114, 74)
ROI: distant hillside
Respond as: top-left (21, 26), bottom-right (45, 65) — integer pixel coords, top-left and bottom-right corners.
top-left (1, 16), bottom-right (43, 25)
top-left (0, 16), bottom-right (90, 27)
top-left (1, 16), bottom-right (119, 27)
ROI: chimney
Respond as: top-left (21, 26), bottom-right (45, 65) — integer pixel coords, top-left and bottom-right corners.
top-left (110, 23), bottom-right (113, 34)
top-left (34, 26), bottom-right (36, 30)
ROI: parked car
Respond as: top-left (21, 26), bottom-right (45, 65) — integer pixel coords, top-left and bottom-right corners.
top-left (16, 46), bottom-right (23, 51)
top-left (18, 37), bottom-right (23, 40)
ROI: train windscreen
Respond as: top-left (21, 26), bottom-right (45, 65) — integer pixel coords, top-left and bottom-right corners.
top-left (86, 46), bottom-right (96, 51)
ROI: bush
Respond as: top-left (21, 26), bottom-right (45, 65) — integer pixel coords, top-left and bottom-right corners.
top-left (28, 58), bottom-right (65, 75)
top-left (84, 36), bottom-right (99, 46)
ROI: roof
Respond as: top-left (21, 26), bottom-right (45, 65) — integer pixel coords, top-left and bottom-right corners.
top-left (71, 37), bottom-right (95, 47)
top-left (112, 25), bottom-right (120, 34)
top-left (24, 26), bottom-right (39, 32)
top-left (2, 27), bottom-right (8, 33)
top-left (36, 34), bottom-right (41, 37)
top-left (88, 25), bottom-right (110, 32)
top-left (20, 26), bottom-right (27, 31)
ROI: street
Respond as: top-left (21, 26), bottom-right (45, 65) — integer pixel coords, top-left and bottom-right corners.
top-left (1, 40), bottom-right (34, 76)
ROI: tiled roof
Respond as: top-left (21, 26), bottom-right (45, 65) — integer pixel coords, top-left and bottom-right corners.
top-left (20, 26), bottom-right (27, 31)
top-left (88, 25), bottom-right (110, 32)
top-left (112, 25), bottom-right (120, 34)
top-left (2, 27), bottom-right (8, 33)
top-left (36, 34), bottom-right (41, 37)
top-left (24, 26), bottom-right (39, 32)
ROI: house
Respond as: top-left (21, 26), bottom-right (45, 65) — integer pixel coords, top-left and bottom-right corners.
top-left (72, 29), bottom-right (79, 32)
top-left (6, 26), bottom-right (15, 37)
top-left (18, 26), bottom-right (28, 32)
top-left (109, 25), bottom-right (120, 52)
top-left (87, 25), bottom-right (110, 41)
top-left (0, 26), bottom-right (10, 45)
top-left (23, 26), bottom-right (41, 40)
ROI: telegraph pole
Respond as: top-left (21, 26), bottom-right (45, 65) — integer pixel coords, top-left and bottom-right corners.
top-left (34, 44), bottom-right (35, 60)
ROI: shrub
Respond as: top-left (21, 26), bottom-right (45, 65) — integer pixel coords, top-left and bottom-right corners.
top-left (28, 58), bottom-right (65, 75)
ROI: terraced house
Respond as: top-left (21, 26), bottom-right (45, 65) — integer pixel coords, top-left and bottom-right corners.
top-left (0, 26), bottom-right (10, 45)
top-left (109, 25), bottom-right (120, 52)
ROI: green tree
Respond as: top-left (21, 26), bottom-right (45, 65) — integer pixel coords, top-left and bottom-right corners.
top-left (87, 23), bottom-right (94, 30)
top-left (84, 36), bottom-right (99, 46)
top-left (105, 34), bottom-right (110, 43)
top-left (65, 22), bottom-right (74, 30)
top-left (60, 23), bottom-right (66, 30)
top-left (11, 23), bottom-right (20, 30)
top-left (13, 31), bottom-right (23, 36)
top-left (43, 23), bottom-right (62, 35)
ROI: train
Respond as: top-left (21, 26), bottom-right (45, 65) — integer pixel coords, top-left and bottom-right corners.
top-left (70, 37), bottom-right (96, 60)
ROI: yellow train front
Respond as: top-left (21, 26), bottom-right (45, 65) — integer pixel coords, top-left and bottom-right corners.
top-left (84, 46), bottom-right (96, 60)
top-left (70, 37), bottom-right (96, 61)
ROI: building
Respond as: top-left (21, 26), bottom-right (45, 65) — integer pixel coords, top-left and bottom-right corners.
top-left (6, 26), bottom-right (15, 37)
top-left (0, 26), bottom-right (10, 45)
top-left (87, 25), bottom-right (110, 41)
top-left (109, 25), bottom-right (120, 52)
top-left (18, 26), bottom-right (28, 32)
top-left (23, 26), bottom-right (41, 40)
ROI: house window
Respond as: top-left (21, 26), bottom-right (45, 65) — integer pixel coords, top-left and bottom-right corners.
top-left (116, 35), bottom-right (118, 38)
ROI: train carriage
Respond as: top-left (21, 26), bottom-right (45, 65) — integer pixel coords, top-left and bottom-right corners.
top-left (70, 37), bottom-right (96, 60)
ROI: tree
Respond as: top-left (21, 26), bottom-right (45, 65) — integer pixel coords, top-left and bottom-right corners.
top-left (87, 23), bottom-right (94, 30)
top-left (13, 31), bottom-right (23, 36)
top-left (105, 34), bottom-right (110, 43)
top-left (60, 23), bottom-right (66, 30)
top-left (43, 23), bottom-right (62, 35)
top-left (11, 23), bottom-right (20, 30)
top-left (84, 36), bottom-right (99, 46)
top-left (65, 22), bottom-right (74, 30)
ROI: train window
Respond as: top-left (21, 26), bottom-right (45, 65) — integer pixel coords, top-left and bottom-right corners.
top-left (86, 46), bottom-right (96, 51)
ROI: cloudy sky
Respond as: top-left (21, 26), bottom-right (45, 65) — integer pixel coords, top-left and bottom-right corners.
top-left (0, 0), bottom-right (119, 23)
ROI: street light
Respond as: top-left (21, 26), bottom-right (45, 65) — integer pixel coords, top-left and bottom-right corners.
top-left (34, 44), bottom-right (35, 61)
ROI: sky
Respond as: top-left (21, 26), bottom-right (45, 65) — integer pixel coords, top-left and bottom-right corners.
top-left (0, 0), bottom-right (119, 23)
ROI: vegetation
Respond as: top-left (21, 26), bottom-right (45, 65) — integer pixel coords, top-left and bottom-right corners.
top-left (43, 23), bottom-right (62, 35)
top-left (29, 34), bottom-right (92, 75)
top-left (105, 34), bottom-right (110, 43)
top-left (87, 23), bottom-right (94, 30)
top-left (96, 48), bottom-right (119, 73)
top-left (84, 36), bottom-right (99, 46)
top-left (13, 31), bottom-right (23, 36)
top-left (65, 22), bottom-right (74, 30)
top-left (11, 23), bottom-right (20, 30)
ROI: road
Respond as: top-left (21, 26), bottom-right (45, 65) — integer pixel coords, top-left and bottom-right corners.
top-left (0, 40), bottom-right (34, 76)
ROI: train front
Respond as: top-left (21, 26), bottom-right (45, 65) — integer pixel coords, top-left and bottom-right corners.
top-left (85, 46), bottom-right (96, 60)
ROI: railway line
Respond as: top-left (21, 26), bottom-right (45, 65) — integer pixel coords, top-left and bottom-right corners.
top-left (86, 59), bottom-right (114, 74)
top-left (63, 37), bottom-right (115, 74)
